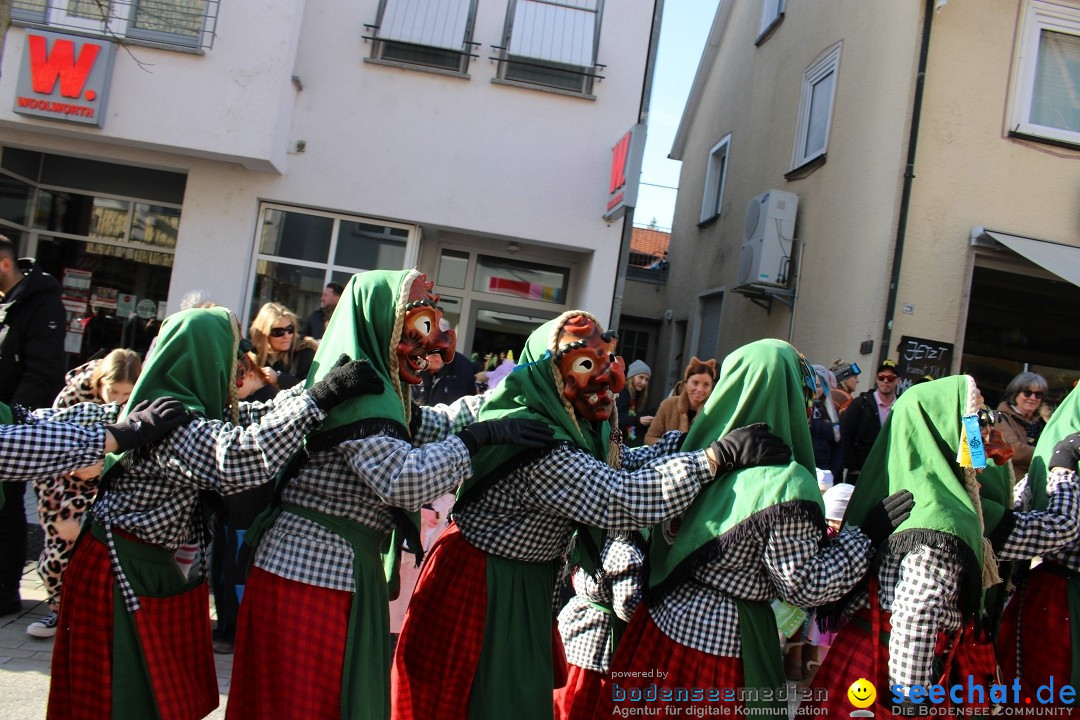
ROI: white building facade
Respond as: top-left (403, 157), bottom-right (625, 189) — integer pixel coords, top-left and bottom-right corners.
top-left (0, 0), bottom-right (655, 360)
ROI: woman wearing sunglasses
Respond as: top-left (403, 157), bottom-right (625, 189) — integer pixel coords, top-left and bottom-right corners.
top-left (997, 371), bottom-right (1050, 479)
top-left (249, 302), bottom-right (319, 389)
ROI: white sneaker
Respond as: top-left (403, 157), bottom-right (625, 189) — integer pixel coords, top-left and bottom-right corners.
top-left (26, 611), bottom-right (59, 638)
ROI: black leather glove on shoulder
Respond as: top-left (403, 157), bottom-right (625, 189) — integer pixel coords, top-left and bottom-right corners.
top-left (860, 488), bottom-right (915, 549)
top-left (710, 423), bottom-right (791, 474)
top-left (307, 354), bottom-right (384, 412)
top-left (104, 397), bottom-right (192, 452)
top-left (456, 418), bottom-right (555, 455)
top-left (1049, 432), bottom-right (1080, 474)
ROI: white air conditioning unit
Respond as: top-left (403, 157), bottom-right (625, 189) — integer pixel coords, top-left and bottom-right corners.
top-left (736, 189), bottom-right (798, 288)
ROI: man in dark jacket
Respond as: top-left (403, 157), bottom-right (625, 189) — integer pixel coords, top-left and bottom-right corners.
top-left (0, 236), bottom-right (67, 615)
top-left (422, 350), bottom-right (480, 406)
top-left (840, 359), bottom-right (899, 484)
top-left (300, 282), bottom-right (343, 341)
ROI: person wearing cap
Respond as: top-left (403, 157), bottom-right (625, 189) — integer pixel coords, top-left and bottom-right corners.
top-left (829, 359), bottom-right (861, 415)
top-left (840, 359), bottom-right (899, 483)
top-left (616, 359), bottom-right (653, 447)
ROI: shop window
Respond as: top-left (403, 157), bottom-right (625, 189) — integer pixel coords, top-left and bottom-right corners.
top-left (1009, 0), bottom-right (1080, 147)
top-left (472, 255), bottom-right (569, 304)
top-left (791, 42), bottom-right (841, 172)
top-left (494, 0), bottom-right (604, 96)
top-left (368, 0), bottom-right (476, 74)
top-left (248, 204), bottom-right (418, 329)
top-left (11, 0), bottom-right (218, 51)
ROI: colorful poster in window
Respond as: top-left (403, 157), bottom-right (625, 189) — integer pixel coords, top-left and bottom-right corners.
top-left (91, 286), bottom-right (118, 310)
top-left (487, 276), bottom-right (564, 302)
top-left (60, 268), bottom-right (92, 314)
top-left (116, 293), bottom-right (136, 319)
top-left (64, 317), bottom-right (84, 355)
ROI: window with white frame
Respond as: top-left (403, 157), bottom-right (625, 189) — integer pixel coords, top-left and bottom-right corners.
top-left (247, 204), bottom-right (419, 326)
top-left (368, 0), bottom-right (477, 73)
top-left (700, 134), bottom-right (731, 224)
top-left (1010, 0), bottom-right (1080, 146)
top-left (495, 0), bottom-right (604, 95)
top-left (791, 42), bottom-right (841, 170)
top-left (11, 0), bottom-right (218, 50)
top-left (757, 0), bottom-right (785, 43)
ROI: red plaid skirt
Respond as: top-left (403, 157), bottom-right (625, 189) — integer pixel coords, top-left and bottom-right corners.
top-left (48, 530), bottom-right (217, 720)
top-left (803, 610), bottom-right (895, 716)
top-left (998, 565), bottom-right (1072, 704)
top-left (391, 524), bottom-right (488, 720)
top-left (226, 566), bottom-right (352, 720)
top-left (554, 664), bottom-right (605, 720)
top-left (592, 606), bottom-right (745, 716)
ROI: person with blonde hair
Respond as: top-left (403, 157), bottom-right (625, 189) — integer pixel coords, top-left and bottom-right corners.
top-left (27, 349), bottom-right (143, 638)
top-left (249, 302), bottom-right (319, 389)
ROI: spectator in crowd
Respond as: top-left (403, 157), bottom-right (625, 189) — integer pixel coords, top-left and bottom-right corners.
top-left (810, 364), bottom-right (844, 487)
top-left (421, 351), bottom-right (480, 406)
top-left (829, 359), bottom-right (861, 416)
top-left (0, 235), bottom-right (67, 617)
top-left (840, 359), bottom-right (899, 484)
top-left (301, 282), bottom-right (344, 341)
top-left (644, 357), bottom-right (717, 445)
top-left (250, 302), bottom-right (319, 389)
top-left (617, 360), bottom-right (653, 447)
top-left (996, 371), bottom-right (1050, 479)
top-left (26, 349), bottom-right (142, 638)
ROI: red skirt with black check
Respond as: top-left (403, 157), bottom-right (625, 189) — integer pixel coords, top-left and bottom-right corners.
top-left (48, 531), bottom-right (217, 720)
top-left (591, 606), bottom-right (744, 716)
top-left (225, 566), bottom-right (352, 720)
top-left (554, 664), bottom-right (605, 720)
top-left (391, 523), bottom-right (488, 720)
top-left (997, 565), bottom-right (1072, 704)
top-left (803, 609), bottom-right (894, 716)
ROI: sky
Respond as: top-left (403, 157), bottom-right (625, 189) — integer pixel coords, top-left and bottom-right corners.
top-left (630, 1), bottom-right (720, 232)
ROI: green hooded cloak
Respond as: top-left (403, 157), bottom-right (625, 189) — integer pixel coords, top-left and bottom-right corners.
top-left (647, 338), bottom-right (824, 712)
top-left (841, 375), bottom-right (986, 618)
top-left (102, 307), bottom-right (237, 477)
top-left (1027, 384), bottom-right (1080, 512)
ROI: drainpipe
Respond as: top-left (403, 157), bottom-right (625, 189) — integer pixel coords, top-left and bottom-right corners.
top-left (879, 0), bottom-right (934, 366)
top-left (609, 0), bottom-right (663, 332)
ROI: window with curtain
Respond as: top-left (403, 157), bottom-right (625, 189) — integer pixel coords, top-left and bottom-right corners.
top-left (1010, 0), bottom-right (1080, 146)
top-left (370, 0), bottom-right (476, 73)
top-left (496, 0), bottom-right (604, 95)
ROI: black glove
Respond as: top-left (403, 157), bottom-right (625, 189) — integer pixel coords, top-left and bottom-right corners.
top-left (709, 423), bottom-right (791, 474)
top-left (456, 419), bottom-right (555, 455)
top-left (1049, 432), bottom-right (1080, 474)
top-left (861, 489), bottom-right (915, 549)
top-left (104, 397), bottom-right (192, 452)
top-left (307, 354), bottom-right (384, 412)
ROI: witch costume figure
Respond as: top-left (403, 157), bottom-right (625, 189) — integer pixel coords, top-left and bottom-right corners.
top-left (391, 311), bottom-right (790, 720)
top-left (595, 339), bottom-right (910, 717)
top-left (227, 269), bottom-right (552, 720)
top-left (47, 306), bottom-right (381, 720)
top-left (997, 383), bottom-right (1080, 706)
top-left (808, 375), bottom-right (1080, 716)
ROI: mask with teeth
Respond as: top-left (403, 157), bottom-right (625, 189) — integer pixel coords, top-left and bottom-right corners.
top-left (397, 274), bottom-right (457, 385)
top-left (554, 315), bottom-right (625, 422)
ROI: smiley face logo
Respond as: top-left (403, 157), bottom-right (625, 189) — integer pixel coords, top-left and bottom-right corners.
top-left (847, 677), bottom-right (877, 709)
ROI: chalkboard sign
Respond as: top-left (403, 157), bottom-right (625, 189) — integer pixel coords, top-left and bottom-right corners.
top-left (896, 335), bottom-right (954, 395)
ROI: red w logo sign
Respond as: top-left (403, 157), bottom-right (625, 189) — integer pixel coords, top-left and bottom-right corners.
top-left (28, 35), bottom-right (101, 100)
top-left (609, 131), bottom-right (632, 195)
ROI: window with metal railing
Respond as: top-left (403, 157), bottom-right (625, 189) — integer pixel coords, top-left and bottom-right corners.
top-left (11, 0), bottom-right (218, 51)
top-left (365, 0), bottom-right (478, 74)
top-left (492, 0), bottom-right (605, 96)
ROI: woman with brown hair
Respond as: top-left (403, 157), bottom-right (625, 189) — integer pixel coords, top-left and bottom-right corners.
top-left (644, 357), bottom-right (718, 446)
top-left (249, 302), bottom-right (319, 389)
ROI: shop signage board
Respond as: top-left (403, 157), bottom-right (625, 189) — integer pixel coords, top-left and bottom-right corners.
top-left (896, 335), bottom-right (954, 394)
top-left (14, 30), bottom-right (117, 128)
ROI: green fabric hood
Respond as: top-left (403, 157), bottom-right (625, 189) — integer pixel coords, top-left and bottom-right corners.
top-left (1027, 384), bottom-right (1080, 512)
top-left (103, 307), bottom-right (236, 475)
top-left (0, 402), bottom-right (11, 425)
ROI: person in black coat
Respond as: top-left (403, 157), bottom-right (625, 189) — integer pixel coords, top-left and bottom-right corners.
top-left (839, 359), bottom-right (899, 484)
top-left (422, 351), bottom-right (479, 406)
top-left (0, 236), bottom-right (68, 615)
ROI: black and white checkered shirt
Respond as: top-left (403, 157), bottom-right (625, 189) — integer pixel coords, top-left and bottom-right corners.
top-left (452, 431), bottom-right (711, 564)
top-left (558, 533), bottom-right (645, 673)
top-left (649, 515), bottom-right (871, 657)
top-left (253, 395), bottom-right (484, 592)
top-left (90, 385), bottom-right (325, 610)
top-left (1, 401), bottom-right (122, 481)
top-left (1011, 468), bottom-right (1080, 569)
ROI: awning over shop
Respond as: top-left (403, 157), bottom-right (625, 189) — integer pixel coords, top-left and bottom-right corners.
top-left (983, 230), bottom-right (1080, 289)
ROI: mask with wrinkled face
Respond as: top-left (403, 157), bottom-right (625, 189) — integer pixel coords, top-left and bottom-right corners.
top-left (397, 274), bottom-right (456, 385)
top-left (554, 315), bottom-right (625, 422)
